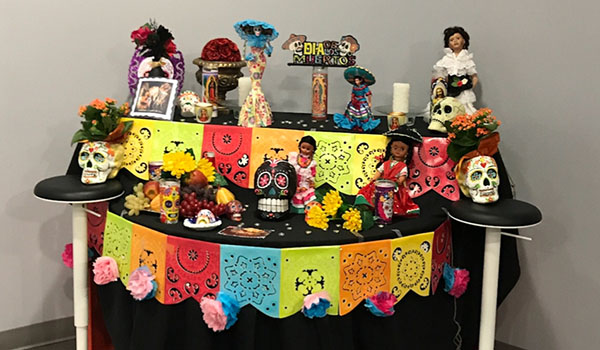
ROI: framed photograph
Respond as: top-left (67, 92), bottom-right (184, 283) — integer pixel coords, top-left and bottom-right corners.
top-left (131, 77), bottom-right (178, 120)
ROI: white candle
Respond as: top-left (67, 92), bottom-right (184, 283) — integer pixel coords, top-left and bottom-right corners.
top-left (392, 83), bottom-right (410, 114)
top-left (238, 77), bottom-right (251, 106)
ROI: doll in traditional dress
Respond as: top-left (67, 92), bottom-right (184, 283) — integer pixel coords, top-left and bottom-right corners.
top-left (433, 26), bottom-right (478, 114)
top-left (333, 66), bottom-right (380, 132)
top-left (288, 136), bottom-right (317, 213)
top-left (356, 127), bottom-right (422, 217)
top-left (234, 20), bottom-right (279, 127)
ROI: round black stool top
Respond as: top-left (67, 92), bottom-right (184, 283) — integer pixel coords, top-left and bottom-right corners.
top-left (34, 175), bottom-right (124, 204)
top-left (447, 198), bottom-right (542, 229)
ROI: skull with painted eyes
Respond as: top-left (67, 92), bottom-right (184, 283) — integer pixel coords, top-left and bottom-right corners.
top-left (78, 141), bottom-right (124, 184)
top-left (458, 156), bottom-right (500, 203)
top-left (254, 159), bottom-right (297, 220)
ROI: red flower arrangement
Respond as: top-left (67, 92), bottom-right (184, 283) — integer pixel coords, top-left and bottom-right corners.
top-left (131, 20), bottom-right (177, 59)
top-left (201, 38), bottom-right (242, 62)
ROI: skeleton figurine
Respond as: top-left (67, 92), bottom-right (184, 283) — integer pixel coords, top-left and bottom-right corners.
top-left (428, 97), bottom-right (466, 133)
top-left (177, 90), bottom-right (201, 117)
top-left (338, 35), bottom-right (360, 57)
top-left (78, 141), bottom-right (125, 184)
top-left (254, 158), bottom-right (297, 220)
top-left (457, 156), bottom-right (500, 203)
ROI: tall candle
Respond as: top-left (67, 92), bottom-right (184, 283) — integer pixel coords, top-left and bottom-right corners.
top-left (392, 83), bottom-right (410, 114)
top-left (238, 77), bottom-right (251, 106)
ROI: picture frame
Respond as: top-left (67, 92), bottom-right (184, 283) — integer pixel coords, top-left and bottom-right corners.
top-left (131, 77), bottom-right (179, 120)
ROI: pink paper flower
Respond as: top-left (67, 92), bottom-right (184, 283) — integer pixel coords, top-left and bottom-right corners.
top-left (92, 257), bottom-right (119, 285)
top-left (449, 269), bottom-right (470, 298)
top-left (369, 291), bottom-right (397, 316)
top-left (303, 291), bottom-right (331, 309)
top-left (61, 243), bottom-right (73, 269)
top-left (127, 266), bottom-right (156, 300)
top-left (200, 297), bottom-right (227, 332)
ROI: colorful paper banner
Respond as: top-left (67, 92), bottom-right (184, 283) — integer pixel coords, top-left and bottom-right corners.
top-left (149, 120), bottom-right (204, 162)
top-left (121, 118), bottom-right (155, 180)
top-left (408, 137), bottom-right (459, 201)
top-left (130, 224), bottom-right (167, 303)
top-left (164, 235), bottom-right (220, 304)
top-left (339, 240), bottom-right (391, 315)
top-left (280, 245), bottom-right (340, 318)
top-left (103, 212), bottom-right (133, 284)
top-left (307, 131), bottom-right (355, 195)
top-left (390, 232), bottom-right (434, 302)
top-left (202, 125), bottom-right (253, 188)
top-left (249, 127), bottom-right (305, 187)
top-left (351, 134), bottom-right (387, 194)
top-left (220, 244), bottom-right (281, 318)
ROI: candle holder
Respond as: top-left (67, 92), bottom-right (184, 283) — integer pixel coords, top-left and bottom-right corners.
top-left (193, 59), bottom-right (247, 104)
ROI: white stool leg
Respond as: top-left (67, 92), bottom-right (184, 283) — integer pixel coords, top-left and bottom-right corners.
top-left (72, 204), bottom-right (88, 350)
top-left (479, 227), bottom-right (501, 350)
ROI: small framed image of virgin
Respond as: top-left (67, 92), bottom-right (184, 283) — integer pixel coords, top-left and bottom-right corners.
top-left (131, 77), bottom-right (178, 120)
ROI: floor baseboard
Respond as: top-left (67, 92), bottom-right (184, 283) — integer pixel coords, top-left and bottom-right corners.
top-left (0, 317), bottom-right (75, 350)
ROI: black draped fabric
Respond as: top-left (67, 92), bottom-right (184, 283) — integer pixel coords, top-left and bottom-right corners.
top-left (65, 112), bottom-right (520, 350)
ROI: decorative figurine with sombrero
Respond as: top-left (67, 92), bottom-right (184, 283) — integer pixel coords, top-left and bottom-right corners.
top-left (355, 126), bottom-right (422, 218)
top-left (234, 19), bottom-right (279, 128)
top-left (333, 66), bottom-right (380, 132)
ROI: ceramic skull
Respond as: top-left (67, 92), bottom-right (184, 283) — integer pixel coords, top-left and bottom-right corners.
top-left (428, 97), bottom-right (466, 133)
top-left (459, 156), bottom-right (500, 204)
top-left (78, 141), bottom-right (125, 184)
top-left (177, 90), bottom-right (201, 117)
top-left (254, 159), bottom-right (297, 220)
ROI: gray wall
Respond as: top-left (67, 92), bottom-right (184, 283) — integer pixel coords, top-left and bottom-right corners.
top-left (2, 1), bottom-right (598, 348)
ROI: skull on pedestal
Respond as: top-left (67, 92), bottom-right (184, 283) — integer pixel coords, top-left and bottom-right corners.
top-left (78, 141), bottom-right (124, 184)
top-left (458, 156), bottom-right (500, 204)
top-left (254, 159), bottom-right (297, 220)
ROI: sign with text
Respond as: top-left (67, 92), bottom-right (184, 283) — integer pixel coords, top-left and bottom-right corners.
top-left (282, 34), bottom-right (360, 67)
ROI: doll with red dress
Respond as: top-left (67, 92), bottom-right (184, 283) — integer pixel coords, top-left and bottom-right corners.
top-left (356, 127), bottom-right (422, 217)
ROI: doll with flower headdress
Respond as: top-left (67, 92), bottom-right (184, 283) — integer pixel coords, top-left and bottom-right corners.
top-left (234, 20), bottom-right (278, 128)
top-left (356, 127), bottom-right (422, 217)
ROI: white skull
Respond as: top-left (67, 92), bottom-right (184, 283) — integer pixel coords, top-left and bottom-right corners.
top-left (428, 97), bottom-right (466, 133)
top-left (460, 156), bottom-right (500, 204)
top-left (78, 141), bottom-right (124, 184)
top-left (290, 40), bottom-right (303, 54)
top-left (177, 91), bottom-right (201, 117)
top-left (338, 41), bottom-right (351, 56)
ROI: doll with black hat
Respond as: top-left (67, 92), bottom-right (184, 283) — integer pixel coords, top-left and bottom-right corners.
top-left (355, 126), bottom-right (422, 217)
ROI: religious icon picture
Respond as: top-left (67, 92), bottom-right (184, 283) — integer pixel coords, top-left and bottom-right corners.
top-left (131, 77), bottom-right (178, 120)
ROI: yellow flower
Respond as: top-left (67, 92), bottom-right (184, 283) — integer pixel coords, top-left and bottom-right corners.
top-left (322, 190), bottom-right (342, 217)
top-left (162, 151), bottom-right (196, 179)
top-left (306, 206), bottom-right (329, 230)
top-left (342, 208), bottom-right (362, 234)
top-left (196, 158), bottom-right (216, 182)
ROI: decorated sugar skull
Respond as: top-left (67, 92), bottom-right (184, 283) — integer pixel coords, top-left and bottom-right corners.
top-left (254, 158), bottom-right (297, 220)
top-left (226, 200), bottom-right (245, 221)
top-left (78, 141), bottom-right (125, 184)
top-left (429, 97), bottom-right (466, 133)
top-left (177, 90), bottom-right (201, 117)
top-left (458, 156), bottom-right (500, 203)
top-left (196, 209), bottom-right (218, 225)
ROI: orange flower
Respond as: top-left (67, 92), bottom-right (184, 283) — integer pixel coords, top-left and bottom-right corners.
top-left (78, 105), bottom-right (86, 116)
top-left (91, 120), bottom-right (98, 125)
top-left (90, 99), bottom-right (105, 110)
top-left (105, 98), bottom-right (116, 104)
top-left (448, 133), bottom-right (456, 140)
top-left (101, 112), bottom-right (108, 117)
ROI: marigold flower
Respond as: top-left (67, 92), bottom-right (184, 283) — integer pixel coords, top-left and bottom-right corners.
top-left (196, 158), bottom-right (216, 182)
top-left (342, 208), bottom-right (362, 234)
top-left (162, 152), bottom-right (197, 179)
top-left (306, 206), bottom-right (329, 230)
top-left (322, 190), bottom-right (343, 217)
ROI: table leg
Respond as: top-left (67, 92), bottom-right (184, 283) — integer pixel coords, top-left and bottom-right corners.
top-left (72, 204), bottom-right (88, 350)
top-left (478, 227), bottom-right (501, 350)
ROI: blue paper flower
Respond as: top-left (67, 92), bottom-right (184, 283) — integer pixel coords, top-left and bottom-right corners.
top-left (143, 280), bottom-right (158, 300)
top-left (217, 292), bottom-right (241, 330)
top-left (302, 298), bottom-right (331, 319)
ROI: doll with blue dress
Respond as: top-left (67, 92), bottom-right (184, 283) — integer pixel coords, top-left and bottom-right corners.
top-left (333, 66), bottom-right (380, 132)
top-left (234, 20), bottom-right (278, 127)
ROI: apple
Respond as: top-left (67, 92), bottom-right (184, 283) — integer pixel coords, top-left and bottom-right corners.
top-left (143, 181), bottom-right (160, 200)
top-left (188, 170), bottom-right (208, 187)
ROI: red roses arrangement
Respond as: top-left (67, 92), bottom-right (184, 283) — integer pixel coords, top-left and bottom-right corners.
top-left (201, 38), bottom-right (242, 62)
top-left (131, 21), bottom-right (177, 59)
